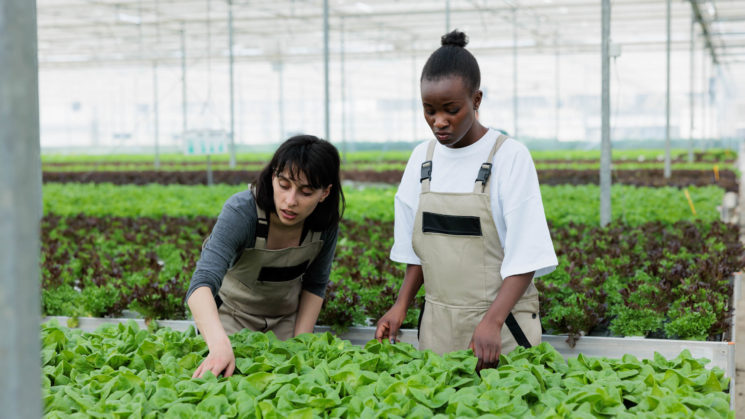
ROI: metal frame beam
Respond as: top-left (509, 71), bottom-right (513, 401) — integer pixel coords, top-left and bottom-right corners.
top-left (689, 0), bottom-right (720, 64)
top-left (1, 0), bottom-right (42, 416)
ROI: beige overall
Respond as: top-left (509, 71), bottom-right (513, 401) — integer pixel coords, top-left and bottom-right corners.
top-left (413, 135), bottom-right (542, 355)
top-left (212, 201), bottom-right (324, 339)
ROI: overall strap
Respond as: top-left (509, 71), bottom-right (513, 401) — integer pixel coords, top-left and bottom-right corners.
top-left (254, 201), bottom-right (270, 248)
top-left (505, 312), bottom-right (533, 348)
top-left (420, 140), bottom-right (437, 193)
top-left (473, 134), bottom-right (509, 193)
top-left (300, 228), bottom-right (323, 245)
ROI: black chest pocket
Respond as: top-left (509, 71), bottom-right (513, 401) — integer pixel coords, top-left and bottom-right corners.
top-left (422, 212), bottom-right (482, 236)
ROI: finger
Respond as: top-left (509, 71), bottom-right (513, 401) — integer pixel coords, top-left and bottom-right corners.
top-left (210, 365), bottom-right (224, 378)
top-left (389, 323), bottom-right (400, 343)
top-left (225, 360), bottom-right (236, 377)
top-left (192, 363), bottom-right (204, 379)
top-left (375, 322), bottom-right (387, 341)
top-left (475, 343), bottom-right (486, 372)
top-left (484, 348), bottom-right (497, 369)
top-left (468, 340), bottom-right (475, 352)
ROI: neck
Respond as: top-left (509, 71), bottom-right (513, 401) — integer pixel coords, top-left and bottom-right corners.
top-left (470, 122), bottom-right (488, 141)
top-left (268, 212), bottom-right (304, 234)
top-left (452, 123), bottom-right (488, 149)
top-left (266, 212), bottom-right (304, 249)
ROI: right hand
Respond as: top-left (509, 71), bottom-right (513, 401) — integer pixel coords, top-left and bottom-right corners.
top-left (375, 304), bottom-right (407, 344)
top-left (192, 337), bottom-right (236, 379)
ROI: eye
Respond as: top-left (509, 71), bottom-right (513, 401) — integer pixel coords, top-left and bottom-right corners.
top-left (301, 189), bottom-right (314, 197)
top-left (278, 180), bottom-right (290, 189)
top-left (447, 108), bottom-right (460, 115)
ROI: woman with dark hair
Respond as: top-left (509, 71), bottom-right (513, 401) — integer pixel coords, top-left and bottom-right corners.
top-left (375, 31), bottom-right (557, 371)
top-left (187, 134), bottom-right (345, 378)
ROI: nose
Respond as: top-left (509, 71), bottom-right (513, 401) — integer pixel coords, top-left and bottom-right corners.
top-left (285, 189), bottom-right (299, 207)
top-left (433, 113), bottom-right (448, 129)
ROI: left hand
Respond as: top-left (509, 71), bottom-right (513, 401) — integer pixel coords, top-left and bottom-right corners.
top-left (468, 319), bottom-right (501, 372)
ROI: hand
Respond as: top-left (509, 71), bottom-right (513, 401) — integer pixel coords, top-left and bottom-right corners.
top-left (468, 319), bottom-right (501, 372)
top-left (192, 337), bottom-right (236, 379)
top-left (375, 304), bottom-right (407, 344)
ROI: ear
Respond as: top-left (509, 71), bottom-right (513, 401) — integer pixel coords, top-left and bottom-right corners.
top-left (472, 89), bottom-right (483, 110)
top-left (319, 185), bottom-right (332, 202)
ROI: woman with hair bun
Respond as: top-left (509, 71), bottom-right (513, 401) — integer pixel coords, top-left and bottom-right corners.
top-left (186, 134), bottom-right (345, 378)
top-left (375, 30), bottom-right (557, 372)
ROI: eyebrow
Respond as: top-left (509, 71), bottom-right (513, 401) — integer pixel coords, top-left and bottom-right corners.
top-left (277, 173), bottom-right (312, 189)
top-left (422, 100), bottom-right (461, 107)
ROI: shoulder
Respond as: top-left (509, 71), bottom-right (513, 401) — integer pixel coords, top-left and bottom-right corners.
top-left (407, 140), bottom-right (433, 165)
top-left (223, 189), bottom-right (258, 221)
top-left (320, 224), bottom-right (339, 240)
top-left (493, 137), bottom-right (531, 161)
top-left (492, 137), bottom-right (535, 172)
top-left (399, 140), bottom-right (434, 181)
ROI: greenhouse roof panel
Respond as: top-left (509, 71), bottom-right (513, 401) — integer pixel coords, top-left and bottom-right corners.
top-left (35, 0), bottom-right (745, 68)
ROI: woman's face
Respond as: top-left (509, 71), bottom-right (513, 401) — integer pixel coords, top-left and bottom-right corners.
top-left (271, 168), bottom-right (331, 228)
top-left (421, 75), bottom-right (483, 149)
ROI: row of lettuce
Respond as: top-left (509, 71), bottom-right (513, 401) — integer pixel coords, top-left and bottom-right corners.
top-left (41, 161), bottom-right (736, 173)
top-left (41, 148), bottom-right (736, 165)
top-left (42, 321), bottom-right (732, 418)
top-left (41, 183), bottom-right (743, 344)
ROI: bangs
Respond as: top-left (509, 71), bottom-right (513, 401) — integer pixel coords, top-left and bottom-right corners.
top-left (274, 159), bottom-right (325, 189)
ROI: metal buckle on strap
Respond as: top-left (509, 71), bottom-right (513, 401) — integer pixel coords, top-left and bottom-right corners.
top-left (256, 218), bottom-right (269, 238)
top-left (476, 163), bottom-right (492, 183)
top-left (420, 160), bottom-right (433, 182)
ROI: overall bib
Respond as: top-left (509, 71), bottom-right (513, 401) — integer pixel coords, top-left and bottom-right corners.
top-left (212, 201), bottom-right (324, 339)
top-left (413, 135), bottom-right (542, 355)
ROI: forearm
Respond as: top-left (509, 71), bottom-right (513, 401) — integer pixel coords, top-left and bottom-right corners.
top-left (294, 290), bottom-right (324, 336)
top-left (394, 264), bottom-right (424, 309)
top-left (482, 272), bottom-right (534, 328)
top-left (187, 287), bottom-right (231, 349)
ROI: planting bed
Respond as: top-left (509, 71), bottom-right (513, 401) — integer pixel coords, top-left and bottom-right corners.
top-left (43, 168), bottom-right (738, 192)
top-left (38, 147), bottom-right (742, 417)
top-left (42, 321), bottom-right (733, 418)
top-left (40, 183), bottom-right (742, 344)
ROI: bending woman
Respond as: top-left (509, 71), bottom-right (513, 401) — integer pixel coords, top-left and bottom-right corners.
top-left (187, 135), bottom-right (344, 378)
top-left (375, 31), bottom-right (557, 371)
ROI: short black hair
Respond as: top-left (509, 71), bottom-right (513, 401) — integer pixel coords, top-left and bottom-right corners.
top-left (421, 29), bottom-right (481, 93)
top-left (254, 135), bottom-right (345, 231)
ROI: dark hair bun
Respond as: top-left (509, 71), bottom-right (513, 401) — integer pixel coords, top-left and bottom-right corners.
top-left (441, 30), bottom-right (468, 48)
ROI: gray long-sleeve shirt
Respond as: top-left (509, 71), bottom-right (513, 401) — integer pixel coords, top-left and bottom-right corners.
top-left (185, 189), bottom-right (338, 302)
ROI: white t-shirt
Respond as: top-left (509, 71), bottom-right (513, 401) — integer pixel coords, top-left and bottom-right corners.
top-left (390, 128), bottom-right (558, 279)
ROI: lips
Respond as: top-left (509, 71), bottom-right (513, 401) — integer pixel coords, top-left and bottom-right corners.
top-left (280, 209), bottom-right (297, 220)
top-left (435, 132), bottom-right (451, 141)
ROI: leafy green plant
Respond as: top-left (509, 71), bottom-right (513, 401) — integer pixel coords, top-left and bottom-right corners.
top-left (41, 322), bottom-right (733, 418)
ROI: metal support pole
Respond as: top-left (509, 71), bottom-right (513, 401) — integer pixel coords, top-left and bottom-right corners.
top-left (181, 23), bottom-right (188, 138)
top-left (278, 61), bottom-right (285, 143)
top-left (228, 0), bottom-right (236, 168)
top-left (340, 17), bottom-right (347, 163)
top-left (153, 0), bottom-right (161, 169)
top-left (709, 64), bottom-right (715, 146)
top-left (512, 7), bottom-right (518, 139)
top-left (206, 155), bottom-right (214, 186)
top-left (703, 51), bottom-right (709, 148)
top-left (323, 0), bottom-right (330, 142)
top-left (446, 0), bottom-right (451, 33)
top-left (412, 48), bottom-right (418, 142)
top-left (152, 63), bottom-right (160, 169)
top-left (600, 0), bottom-right (612, 227)
top-left (0, 0), bottom-right (42, 416)
top-left (702, 44), bottom-right (707, 148)
top-left (555, 42), bottom-right (560, 142)
top-left (689, 16), bottom-right (695, 163)
top-left (664, 0), bottom-right (672, 179)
